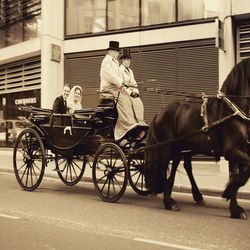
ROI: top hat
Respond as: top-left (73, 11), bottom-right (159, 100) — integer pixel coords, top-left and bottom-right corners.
top-left (107, 41), bottom-right (120, 51)
top-left (120, 48), bottom-right (131, 59)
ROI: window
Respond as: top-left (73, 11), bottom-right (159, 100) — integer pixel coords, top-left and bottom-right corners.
top-left (66, 0), bottom-right (106, 35)
top-left (0, 0), bottom-right (41, 48)
top-left (142, 0), bottom-right (175, 26)
top-left (65, 0), bottom-right (219, 37)
top-left (107, 0), bottom-right (139, 30)
top-left (178, 0), bottom-right (218, 21)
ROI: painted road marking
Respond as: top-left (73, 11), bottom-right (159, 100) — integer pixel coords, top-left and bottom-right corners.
top-left (0, 213), bottom-right (20, 219)
top-left (134, 238), bottom-right (205, 250)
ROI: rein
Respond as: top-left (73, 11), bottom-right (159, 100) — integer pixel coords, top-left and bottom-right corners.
top-left (132, 91), bottom-right (250, 154)
top-left (131, 111), bottom-right (238, 154)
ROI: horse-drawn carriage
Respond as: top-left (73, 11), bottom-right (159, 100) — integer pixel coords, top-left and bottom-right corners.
top-left (13, 101), bottom-right (149, 202)
top-left (13, 58), bottom-right (250, 219)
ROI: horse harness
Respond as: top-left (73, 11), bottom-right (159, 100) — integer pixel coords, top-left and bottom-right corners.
top-left (200, 91), bottom-right (250, 159)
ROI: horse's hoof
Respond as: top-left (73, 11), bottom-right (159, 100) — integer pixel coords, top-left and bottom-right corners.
top-left (196, 199), bottom-right (205, 206)
top-left (171, 204), bottom-right (180, 211)
top-left (231, 211), bottom-right (248, 220)
top-left (240, 212), bottom-right (248, 220)
top-left (164, 203), bottom-right (180, 211)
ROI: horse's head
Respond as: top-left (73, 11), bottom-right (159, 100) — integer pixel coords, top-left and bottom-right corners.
top-left (221, 58), bottom-right (250, 113)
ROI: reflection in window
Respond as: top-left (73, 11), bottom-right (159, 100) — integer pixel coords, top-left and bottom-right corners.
top-left (178, 0), bottom-right (218, 21)
top-left (0, 0), bottom-right (41, 48)
top-left (142, 0), bottom-right (175, 26)
top-left (0, 29), bottom-right (6, 48)
top-left (66, 0), bottom-right (106, 35)
top-left (107, 0), bottom-right (139, 30)
top-left (24, 15), bottom-right (41, 41)
top-left (6, 22), bottom-right (23, 46)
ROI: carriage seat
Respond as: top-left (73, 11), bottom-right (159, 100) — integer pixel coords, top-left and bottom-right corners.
top-left (96, 98), bottom-right (118, 122)
top-left (73, 108), bottom-right (96, 121)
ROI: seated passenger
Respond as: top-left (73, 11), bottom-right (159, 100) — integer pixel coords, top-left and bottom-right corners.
top-left (67, 85), bottom-right (83, 114)
top-left (99, 41), bottom-right (147, 141)
top-left (52, 84), bottom-right (71, 114)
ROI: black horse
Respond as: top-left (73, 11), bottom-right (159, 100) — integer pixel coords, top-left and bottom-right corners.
top-left (145, 58), bottom-right (250, 219)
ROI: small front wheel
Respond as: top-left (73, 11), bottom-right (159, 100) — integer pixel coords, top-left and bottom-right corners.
top-left (92, 143), bottom-right (128, 202)
top-left (55, 155), bottom-right (86, 186)
top-left (128, 158), bottom-right (150, 196)
top-left (13, 128), bottom-right (45, 191)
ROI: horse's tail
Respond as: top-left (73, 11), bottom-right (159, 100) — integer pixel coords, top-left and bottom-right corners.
top-left (144, 102), bottom-right (180, 194)
top-left (144, 115), bottom-right (160, 194)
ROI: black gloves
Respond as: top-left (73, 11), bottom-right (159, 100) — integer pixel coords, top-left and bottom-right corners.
top-left (130, 92), bottom-right (139, 98)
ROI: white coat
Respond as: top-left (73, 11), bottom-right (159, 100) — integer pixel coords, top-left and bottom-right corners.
top-left (100, 54), bottom-right (123, 99)
top-left (113, 64), bottom-right (147, 140)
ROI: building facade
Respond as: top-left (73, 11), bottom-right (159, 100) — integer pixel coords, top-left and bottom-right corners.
top-left (0, 0), bottom-right (250, 136)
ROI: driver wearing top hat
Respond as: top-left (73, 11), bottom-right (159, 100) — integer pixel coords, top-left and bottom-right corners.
top-left (100, 41), bottom-right (124, 99)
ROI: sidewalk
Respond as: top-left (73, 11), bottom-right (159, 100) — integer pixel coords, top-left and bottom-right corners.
top-left (1, 148), bottom-right (250, 199)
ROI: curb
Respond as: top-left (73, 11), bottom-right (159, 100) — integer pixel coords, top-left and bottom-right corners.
top-left (2, 168), bottom-right (250, 200)
top-left (172, 185), bottom-right (250, 200)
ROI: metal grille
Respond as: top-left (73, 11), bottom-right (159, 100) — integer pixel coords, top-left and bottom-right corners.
top-left (238, 21), bottom-right (250, 60)
top-left (65, 39), bottom-right (218, 123)
top-left (0, 57), bottom-right (41, 93)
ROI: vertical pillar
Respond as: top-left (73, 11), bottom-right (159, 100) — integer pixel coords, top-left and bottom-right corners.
top-left (40, 0), bottom-right (64, 109)
top-left (218, 0), bottom-right (235, 174)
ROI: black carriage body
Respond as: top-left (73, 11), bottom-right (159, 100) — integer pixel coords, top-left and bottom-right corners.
top-left (13, 105), bottom-right (149, 199)
top-left (29, 110), bottom-right (109, 157)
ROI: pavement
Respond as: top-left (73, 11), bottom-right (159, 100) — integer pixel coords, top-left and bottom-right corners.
top-left (1, 147), bottom-right (250, 200)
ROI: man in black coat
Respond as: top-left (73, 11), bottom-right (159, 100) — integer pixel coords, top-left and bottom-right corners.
top-left (52, 84), bottom-right (71, 113)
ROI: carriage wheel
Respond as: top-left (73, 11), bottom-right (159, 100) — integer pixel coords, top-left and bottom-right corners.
top-left (128, 158), bottom-right (150, 196)
top-left (13, 128), bottom-right (45, 191)
top-left (55, 155), bottom-right (86, 186)
top-left (92, 143), bottom-right (128, 202)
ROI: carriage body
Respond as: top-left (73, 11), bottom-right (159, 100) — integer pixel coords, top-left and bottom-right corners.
top-left (13, 105), bottom-right (149, 202)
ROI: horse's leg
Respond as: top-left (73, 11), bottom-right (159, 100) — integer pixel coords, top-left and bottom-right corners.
top-left (223, 149), bottom-right (250, 219)
top-left (161, 151), bottom-right (179, 211)
top-left (183, 153), bottom-right (205, 205)
top-left (167, 156), bottom-right (181, 196)
top-left (228, 161), bottom-right (248, 219)
top-left (223, 149), bottom-right (250, 200)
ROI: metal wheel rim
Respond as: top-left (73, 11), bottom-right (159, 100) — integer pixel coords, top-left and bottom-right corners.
top-left (13, 128), bottom-right (45, 191)
top-left (92, 143), bottom-right (128, 202)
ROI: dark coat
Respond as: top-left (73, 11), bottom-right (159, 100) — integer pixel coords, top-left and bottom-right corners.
top-left (52, 95), bottom-right (67, 114)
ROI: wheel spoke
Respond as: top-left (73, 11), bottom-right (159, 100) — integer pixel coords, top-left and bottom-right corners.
top-left (134, 172), bottom-right (141, 186)
top-left (111, 178), bottom-right (116, 194)
top-left (20, 165), bottom-right (28, 181)
top-left (30, 164), bottom-right (39, 182)
top-left (96, 174), bottom-right (107, 184)
top-left (107, 178), bottom-right (111, 198)
top-left (113, 175), bottom-right (122, 189)
top-left (72, 159), bottom-right (82, 172)
top-left (100, 176), bottom-right (109, 193)
top-left (17, 163), bottom-right (27, 172)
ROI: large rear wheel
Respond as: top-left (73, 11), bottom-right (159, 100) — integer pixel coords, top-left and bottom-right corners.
top-left (55, 155), bottom-right (86, 186)
top-left (92, 143), bottom-right (128, 202)
top-left (13, 128), bottom-right (45, 191)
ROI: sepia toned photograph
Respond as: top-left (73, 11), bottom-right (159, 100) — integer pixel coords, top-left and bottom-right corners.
top-left (0, 0), bottom-right (250, 249)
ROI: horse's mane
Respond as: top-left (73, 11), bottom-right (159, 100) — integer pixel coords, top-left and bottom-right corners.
top-left (209, 58), bottom-right (250, 123)
top-left (221, 58), bottom-right (250, 96)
